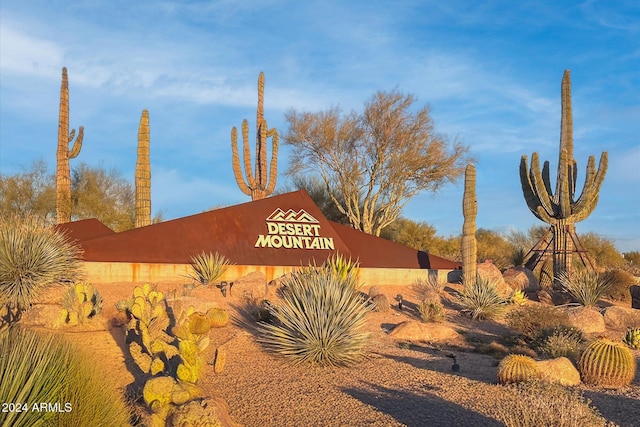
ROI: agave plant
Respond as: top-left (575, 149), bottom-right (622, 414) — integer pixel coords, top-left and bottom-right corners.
top-left (323, 253), bottom-right (360, 289)
top-left (258, 266), bottom-right (370, 366)
top-left (556, 269), bottom-right (614, 307)
top-left (0, 214), bottom-right (83, 325)
top-left (187, 251), bottom-right (232, 286)
top-left (459, 277), bottom-right (506, 320)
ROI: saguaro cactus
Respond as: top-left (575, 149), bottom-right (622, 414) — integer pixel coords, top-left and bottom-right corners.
top-left (520, 70), bottom-right (607, 279)
top-left (136, 109), bottom-right (151, 228)
top-left (231, 72), bottom-right (279, 200)
top-left (56, 67), bottom-right (83, 224)
top-left (462, 163), bottom-right (477, 288)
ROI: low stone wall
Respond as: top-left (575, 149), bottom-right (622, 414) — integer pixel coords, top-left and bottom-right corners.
top-left (83, 261), bottom-right (454, 287)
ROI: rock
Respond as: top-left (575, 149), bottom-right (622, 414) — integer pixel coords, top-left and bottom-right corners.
top-left (477, 261), bottom-right (513, 297)
top-left (19, 304), bottom-right (66, 328)
top-left (631, 285), bottom-right (640, 309)
top-left (230, 271), bottom-right (268, 302)
top-left (536, 289), bottom-right (554, 305)
top-left (502, 267), bottom-right (539, 292)
top-left (536, 357), bottom-right (581, 386)
top-left (565, 307), bottom-right (605, 334)
top-left (603, 306), bottom-right (640, 330)
top-left (167, 397), bottom-right (242, 427)
top-left (388, 320), bottom-right (460, 343)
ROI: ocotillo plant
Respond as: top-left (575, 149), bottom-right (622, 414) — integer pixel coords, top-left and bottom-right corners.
top-left (136, 109), bottom-right (151, 227)
top-left (56, 67), bottom-right (83, 224)
top-left (462, 163), bottom-right (477, 288)
top-left (520, 70), bottom-right (607, 279)
top-left (231, 72), bottom-right (279, 200)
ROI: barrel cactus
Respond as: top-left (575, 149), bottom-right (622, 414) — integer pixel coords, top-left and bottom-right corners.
top-left (497, 354), bottom-right (540, 384)
top-left (623, 327), bottom-right (640, 350)
top-left (206, 307), bottom-right (229, 328)
top-left (578, 338), bottom-right (637, 387)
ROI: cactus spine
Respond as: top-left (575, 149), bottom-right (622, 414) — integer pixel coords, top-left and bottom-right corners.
top-left (578, 338), bottom-right (636, 387)
top-left (520, 70), bottom-right (607, 280)
top-left (497, 354), bottom-right (540, 384)
top-left (56, 67), bottom-right (84, 224)
top-left (135, 109), bottom-right (151, 228)
top-left (231, 72), bottom-right (279, 200)
top-left (462, 163), bottom-right (477, 288)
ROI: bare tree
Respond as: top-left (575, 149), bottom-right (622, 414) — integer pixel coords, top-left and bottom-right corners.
top-left (284, 90), bottom-right (469, 236)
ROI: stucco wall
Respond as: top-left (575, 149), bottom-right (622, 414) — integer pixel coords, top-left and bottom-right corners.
top-left (83, 261), bottom-right (455, 286)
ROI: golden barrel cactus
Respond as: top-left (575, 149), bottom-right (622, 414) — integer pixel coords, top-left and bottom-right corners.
top-left (578, 338), bottom-right (636, 387)
top-left (497, 354), bottom-right (540, 384)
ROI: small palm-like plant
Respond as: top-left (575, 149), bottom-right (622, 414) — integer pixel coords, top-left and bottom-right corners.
top-left (556, 270), bottom-right (614, 307)
top-left (0, 327), bottom-right (132, 427)
top-left (187, 251), bottom-right (232, 286)
top-left (0, 214), bottom-right (83, 326)
top-left (258, 266), bottom-right (370, 366)
top-left (459, 277), bottom-right (506, 320)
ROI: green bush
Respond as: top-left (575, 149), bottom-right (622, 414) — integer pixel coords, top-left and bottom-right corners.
top-left (0, 327), bottom-right (131, 427)
top-left (601, 269), bottom-right (636, 301)
top-left (258, 266), bottom-right (370, 366)
top-left (557, 270), bottom-right (615, 307)
top-left (533, 326), bottom-right (585, 361)
top-left (506, 304), bottom-right (571, 341)
top-left (187, 251), bottom-right (232, 286)
top-left (0, 214), bottom-right (83, 326)
top-left (459, 278), bottom-right (506, 320)
top-left (492, 380), bottom-right (610, 427)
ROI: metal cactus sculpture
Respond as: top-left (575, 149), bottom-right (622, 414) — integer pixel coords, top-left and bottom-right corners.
top-left (231, 72), bottom-right (279, 200)
top-left (462, 163), bottom-right (477, 288)
top-left (520, 70), bottom-right (607, 280)
top-left (135, 109), bottom-right (151, 228)
top-left (56, 67), bottom-right (83, 224)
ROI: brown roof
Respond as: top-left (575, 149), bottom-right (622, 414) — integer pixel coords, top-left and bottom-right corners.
top-left (55, 218), bottom-right (116, 243)
top-left (70, 190), bottom-right (460, 269)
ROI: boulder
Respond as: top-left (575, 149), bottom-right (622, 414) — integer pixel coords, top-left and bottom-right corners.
top-left (502, 267), bottom-right (539, 292)
top-left (388, 320), bottom-right (460, 344)
top-left (230, 271), bottom-right (268, 302)
top-left (565, 307), bottom-right (605, 334)
top-left (477, 261), bottom-right (513, 297)
top-left (631, 285), bottom-right (640, 309)
top-left (536, 357), bottom-right (581, 386)
top-left (603, 305), bottom-right (640, 330)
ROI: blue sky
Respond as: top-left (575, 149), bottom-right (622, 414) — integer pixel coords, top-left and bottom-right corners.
top-left (1, 0), bottom-right (639, 252)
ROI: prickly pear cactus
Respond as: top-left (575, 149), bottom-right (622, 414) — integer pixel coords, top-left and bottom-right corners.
top-left (623, 327), bottom-right (640, 350)
top-left (497, 354), bottom-right (540, 384)
top-left (61, 283), bottom-right (103, 325)
top-left (578, 338), bottom-right (637, 387)
top-left (206, 307), bottom-right (229, 328)
top-left (172, 302), bottom-right (212, 384)
top-left (126, 284), bottom-right (177, 375)
top-left (143, 376), bottom-right (203, 427)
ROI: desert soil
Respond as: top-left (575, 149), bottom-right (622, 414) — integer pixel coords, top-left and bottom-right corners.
top-left (27, 282), bottom-right (640, 427)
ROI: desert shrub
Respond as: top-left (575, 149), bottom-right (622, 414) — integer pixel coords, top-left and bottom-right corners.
top-left (323, 254), bottom-right (360, 289)
top-left (0, 327), bottom-right (131, 427)
top-left (187, 251), bottom-right (232, 286)
top-left (418, 299), bottom-right (445, 323)
top-left (622, 327), bottom-right (640, 350)
top-left (509, 289), bottom-right (528, 306)
top-left (492, 380), bottom-right (610, 427)
top-left (601, 269), bottom-right (636, 301)
top-left (371, 293), bottom-right (390, 312)
top-left (533, 325), bottom-right (584, 361)
top-left (506, 304), bottom-right (571, 341)
top-left (557, 270), bottom-right (615, 307)
top-left (258, 266), bottom-right (370, 366)
top-left (412, 276), bottom-right (444, 301)
top-left (459, 278), bottom-right (506, 320)
top-left (0, 214), bottom-right (83, 326)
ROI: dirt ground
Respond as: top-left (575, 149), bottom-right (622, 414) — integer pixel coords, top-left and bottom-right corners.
top-left (25, 281), bottom-right (640, 427)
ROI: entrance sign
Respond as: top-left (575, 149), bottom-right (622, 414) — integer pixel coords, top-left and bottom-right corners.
top-left (255, 208), bottom-right (335, 250)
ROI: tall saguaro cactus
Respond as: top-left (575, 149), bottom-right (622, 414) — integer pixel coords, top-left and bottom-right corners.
top-left (462, 163), bottom-right (477, 288)
top-left (520, 70), bottom-right (608, 279)
top-left (231, 72), bottom-right (279, 200)
top-left (135, 109), bottom-right (151, 228)
top-left (56, 67), bottom-right (84, 224)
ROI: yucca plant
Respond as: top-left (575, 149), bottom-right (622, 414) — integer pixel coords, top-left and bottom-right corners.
top-left (459, 277), bottom-right (506, 320)
top-left (556, 270), bottom-right (614, 307)
top-left (0, 327), bottom-right (131, 427)
top-left (323, 253), bottom-right (360, 289)
top-left (0, 214), bottom-right (83, 326)
top-left (187, 251), bottom-right (232, 286)
top-left (258, 266), bottom-right (370, 366)
top-left (623, 327), bottom-right (640, 350)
